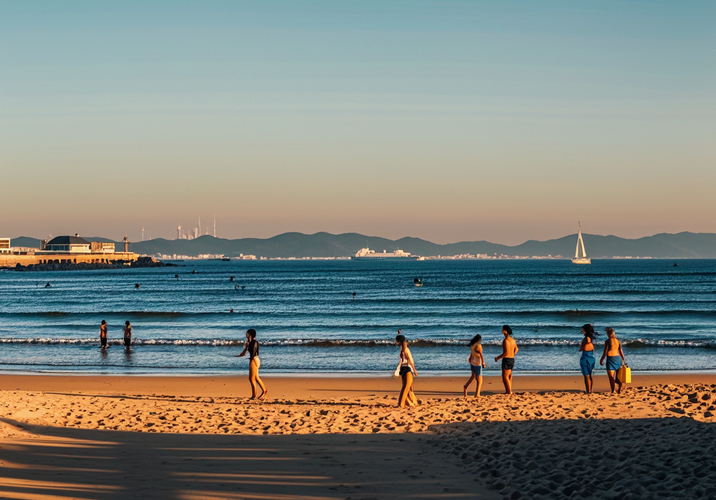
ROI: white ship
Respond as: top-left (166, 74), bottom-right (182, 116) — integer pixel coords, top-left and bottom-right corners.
top-left (572, 223), bottom-right (591, 265)
top-left (352, 248), bottom-right (420, 260)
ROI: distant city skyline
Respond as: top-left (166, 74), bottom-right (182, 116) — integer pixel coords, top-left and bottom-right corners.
top-left (1, 1), bottom-right (714, 245)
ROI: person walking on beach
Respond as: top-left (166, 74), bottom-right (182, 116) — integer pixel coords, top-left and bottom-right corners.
top-left (99, 320), bottom-right (108, 349)
top-left (579, 324), bottom-right (598, 393)
top-left (396, 332), bottom-right (418, 407)
top-left (463, 334), bottom-right (486, 397)
top-left (495, 325), bottom-right (518, 394)
top-left (237, 328), bottom-right (268, 400)
top-left (600, 327), bottom-right (626, 394)
top-left (123, 321), bottom-right (132, 348)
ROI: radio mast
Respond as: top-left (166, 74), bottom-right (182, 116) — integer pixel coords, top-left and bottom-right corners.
top-left (213, 215), bottom-right (216, 237)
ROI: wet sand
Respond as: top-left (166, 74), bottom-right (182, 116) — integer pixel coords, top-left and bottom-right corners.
top-left (2, 373), bottom-right (716, 499)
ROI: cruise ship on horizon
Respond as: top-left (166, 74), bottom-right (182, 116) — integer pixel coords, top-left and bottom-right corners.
top-left (352, 248), bottom-right (421, 260)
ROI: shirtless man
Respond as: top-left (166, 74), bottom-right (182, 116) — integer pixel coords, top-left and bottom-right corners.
top-left (494, 325), bottom-right (518, 394)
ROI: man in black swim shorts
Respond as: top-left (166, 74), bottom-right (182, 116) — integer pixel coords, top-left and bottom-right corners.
top-left (502, 357), bottom-right (515, 371)
top-left (494, 325), bottom-right (519, 394)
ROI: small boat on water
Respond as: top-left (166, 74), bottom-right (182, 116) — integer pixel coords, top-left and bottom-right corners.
top-left (572, 223), bottom-right (591, 265)
top-left (414, 278), bottom-right (423, 287)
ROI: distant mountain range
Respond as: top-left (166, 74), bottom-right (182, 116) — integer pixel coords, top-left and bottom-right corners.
top-left (9, 231), bottom-right (716, 259)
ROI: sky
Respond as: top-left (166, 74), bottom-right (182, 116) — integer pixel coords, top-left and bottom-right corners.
top-left (1, 1), bottom-right (714, 245)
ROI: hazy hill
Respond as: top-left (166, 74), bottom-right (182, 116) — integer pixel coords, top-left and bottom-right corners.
top-left (9, 232), bottom-right (716, 258)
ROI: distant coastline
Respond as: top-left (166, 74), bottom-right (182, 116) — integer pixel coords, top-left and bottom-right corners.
top-left (8, 231), bottom-right (716, 260)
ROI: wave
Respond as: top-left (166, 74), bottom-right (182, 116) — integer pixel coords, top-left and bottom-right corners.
top-left (2, 308), bottom-right (716, 319)
top-left (1, 337), bottom-right (715, 348)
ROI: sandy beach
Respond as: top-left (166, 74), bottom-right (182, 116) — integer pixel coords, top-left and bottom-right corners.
top-left (2, 373), bottom-right (716, 499)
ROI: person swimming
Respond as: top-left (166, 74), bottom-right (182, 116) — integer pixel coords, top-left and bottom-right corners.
top-left (463, 334), bottom-right (486, 397)
top-left (494, 325), bottom-right (518, 394)
top-left (395, 330), bottom-right (418, 407)
top-left (579, 324), bottom-right (598, 393)
top-left (600, 327), bottom-right (626, 394)
top-left (237, 328), bottom-right (268, 400)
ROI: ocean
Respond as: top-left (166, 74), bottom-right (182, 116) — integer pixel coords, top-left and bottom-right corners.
top-left (1, 259), bottom-right (715, 375)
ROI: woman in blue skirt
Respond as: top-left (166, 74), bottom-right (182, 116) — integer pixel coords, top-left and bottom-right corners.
top-left (579, 324), bottom-right (598, 393)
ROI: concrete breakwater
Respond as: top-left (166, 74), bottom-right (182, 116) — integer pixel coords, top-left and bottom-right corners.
top-left (2, 256), bottom-right (171, 271)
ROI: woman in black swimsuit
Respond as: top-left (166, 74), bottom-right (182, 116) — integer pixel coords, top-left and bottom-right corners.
top-left (237, 328), bottom-right (268, 399)
top-left (396, 332), bottom-right (418, 407)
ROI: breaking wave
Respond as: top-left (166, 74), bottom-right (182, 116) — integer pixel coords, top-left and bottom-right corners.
top-left (1, 337), bottom-right (714, 348)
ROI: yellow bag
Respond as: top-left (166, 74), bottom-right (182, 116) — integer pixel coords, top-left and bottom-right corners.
top-left (617, 364), bottom-right (631, 384)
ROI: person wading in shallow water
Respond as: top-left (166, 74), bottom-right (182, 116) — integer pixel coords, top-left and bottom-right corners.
top-left (99, 320), bottom-right (108, 349)
top-left (123, 321), bottom-right (132, 348)
top-left (494, 325), bottom-right (518, 394)
top-left (237, 328), bottom-right (268, 400)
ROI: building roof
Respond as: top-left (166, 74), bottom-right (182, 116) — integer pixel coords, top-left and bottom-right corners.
top-left (47, 235), bottom-right (90, 246)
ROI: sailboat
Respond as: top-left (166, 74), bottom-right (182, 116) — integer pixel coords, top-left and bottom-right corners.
top-left (572, 223), bottom-right (591, 265)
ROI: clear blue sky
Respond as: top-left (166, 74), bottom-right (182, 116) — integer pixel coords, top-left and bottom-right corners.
top-left (1, 1), bottom-right (714, 243)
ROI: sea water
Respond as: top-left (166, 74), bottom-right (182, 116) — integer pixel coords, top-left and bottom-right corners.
top-left (1, 259), bottom-right (715, 375)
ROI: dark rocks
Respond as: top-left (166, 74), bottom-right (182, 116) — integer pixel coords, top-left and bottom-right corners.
top-left (10, 256), bottom-right (168, 271)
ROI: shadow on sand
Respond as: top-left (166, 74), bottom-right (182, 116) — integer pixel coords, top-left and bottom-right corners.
top-left (0, 420), bottom-right (495, 500)
top-left (429, 417), bottom-right (716, 500)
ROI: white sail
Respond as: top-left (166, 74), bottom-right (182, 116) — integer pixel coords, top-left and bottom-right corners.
top-left (579, 230), bottom-right (587, 258)
top-left (572, 223), bottom-right (591, 264)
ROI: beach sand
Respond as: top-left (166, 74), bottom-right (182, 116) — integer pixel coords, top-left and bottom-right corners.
top-left (2, 373), bottom-right (716, 499)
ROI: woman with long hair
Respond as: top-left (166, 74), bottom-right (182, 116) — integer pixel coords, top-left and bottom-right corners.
top-left (579, 324), bottom-right (598, 393)
top-left (463, 334), bottom-right (486, 397)
top-left (395, 331), bottom-right (418, 407)
top-left (237, 328), bottom-right (268, 399)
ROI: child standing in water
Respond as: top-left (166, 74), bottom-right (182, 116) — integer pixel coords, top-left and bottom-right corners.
top-left (237, 328), bottom-right (268, 400)
top-left (463, 334), bottom-right (486, 397)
